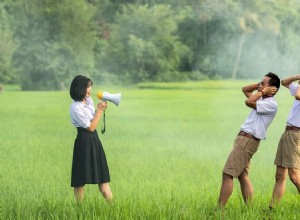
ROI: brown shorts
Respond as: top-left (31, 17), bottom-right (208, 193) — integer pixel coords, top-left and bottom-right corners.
top-left (274, 130), bottom-right (300, 169)
top-left (223, 135), bottom-right (260, 178)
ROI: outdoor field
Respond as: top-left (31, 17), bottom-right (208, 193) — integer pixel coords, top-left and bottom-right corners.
top-left (1, 81), bottom-right (299, 219)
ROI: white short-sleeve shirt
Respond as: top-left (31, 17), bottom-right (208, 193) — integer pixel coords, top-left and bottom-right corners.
top-left (70, 97), bottom-right (95, 128)
top-left (240, 96), bottom-right (278, 140)
top-left (286, 83), bottom-right (300, 127)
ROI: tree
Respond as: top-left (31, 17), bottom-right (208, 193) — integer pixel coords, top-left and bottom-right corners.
top-left (231, 0), bottom-right (281, 79)
top-left (11, 0), bottom-right (96, 90)
top-left (0, 1), bottom-right (19, 83)
top-left (273, 0), bottom-right (300, 75)
top-left (231, 13), bottom-right (262, 79)
top-left (98, 4), bottom-right (191, 83)
top-left (177, 0), bottom-right (238, 78)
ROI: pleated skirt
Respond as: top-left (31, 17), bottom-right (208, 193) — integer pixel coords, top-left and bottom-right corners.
top-left (71, 127), bottom-right (110, 187)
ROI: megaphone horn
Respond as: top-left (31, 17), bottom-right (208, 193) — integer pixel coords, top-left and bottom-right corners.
top-left (97, 91), bottom-right (121, 106)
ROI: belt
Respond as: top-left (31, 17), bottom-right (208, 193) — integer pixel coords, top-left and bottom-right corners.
top-left (286, 125), bottom-right (300, 131)
top-left (238, 131), bottom-right (260, 141)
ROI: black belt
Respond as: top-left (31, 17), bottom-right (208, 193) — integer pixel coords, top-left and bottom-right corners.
top-left (238, 131), bottom-right (260, 141)
top-left (286, 125), bottom-right (300, 131)
top-left (76, 127), bottom-right (97, 134)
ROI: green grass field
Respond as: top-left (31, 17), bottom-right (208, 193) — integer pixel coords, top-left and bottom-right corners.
top-left (1, 81), bottom-right (299, 219)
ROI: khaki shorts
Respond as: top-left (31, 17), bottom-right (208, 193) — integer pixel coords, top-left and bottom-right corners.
top-left (274, 130), bottom-right (300, 169)
top-left (223, 135), bottom-right (260, 178)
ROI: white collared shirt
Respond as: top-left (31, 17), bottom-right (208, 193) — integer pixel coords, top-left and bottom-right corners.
top-left (240, 96), bottom-right (277, 140)
top-left (70, 97), bottom-right (95, 128)
top-left (286, 83), bottom-right (300, 127)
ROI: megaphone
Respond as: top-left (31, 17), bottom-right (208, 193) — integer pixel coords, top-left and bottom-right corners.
top-left (97, 91), bottom-right (121, 106)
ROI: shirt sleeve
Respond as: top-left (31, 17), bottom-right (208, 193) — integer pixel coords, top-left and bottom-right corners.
top-left (289, 83), bottom-right (299, 96)
top-left (71, 105), bottom-right (91, 128)
top-left (256, 99), bottom-right (277, 115)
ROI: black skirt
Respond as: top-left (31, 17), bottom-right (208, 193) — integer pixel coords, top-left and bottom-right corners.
top-left (71, 127), bottom-right (110, 187)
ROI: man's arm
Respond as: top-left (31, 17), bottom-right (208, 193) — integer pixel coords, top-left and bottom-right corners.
top-left (245, 87), bottom-right (278, 109)
top-left (242, 83), bottom-right (259, 98)
top-left (281, 74), bottom-right (300, 88)
top-left (281, 74), bottom-right (300, 100)
top-left (244, 90), bottom-right (263, 110)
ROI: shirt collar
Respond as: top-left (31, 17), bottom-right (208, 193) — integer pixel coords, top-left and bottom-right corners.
top-left (262, 96), bottom-right (276, 101)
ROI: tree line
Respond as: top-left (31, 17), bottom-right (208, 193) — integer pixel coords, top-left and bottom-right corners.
top-left (1, 0), bottom-right (300, 90)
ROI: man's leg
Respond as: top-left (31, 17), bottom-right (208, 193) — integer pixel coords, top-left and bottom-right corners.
top-left (288, 168), bottom-right (300, 193)
top-left (269, 166), bottom-right (288, 208)
top-left (218, 173), bottom-right (234, 207)
top-left (238, 170), bottom-right (253, 205)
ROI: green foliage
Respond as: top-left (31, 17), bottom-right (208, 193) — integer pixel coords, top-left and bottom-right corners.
top-left (0, 1), bottom-right (19, 83)
top-left (274, 1), bottom-right (300, 73)
top-left (98, 4), bottom-right (192, 83)
top-left (177, 1), bottom-right (240, 78)
top-left (10, 0), bottom-right (95, 90)
top-left (3, 0), bottom-right (300, 89)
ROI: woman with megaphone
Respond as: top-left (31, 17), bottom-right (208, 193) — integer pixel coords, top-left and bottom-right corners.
top-left (69, 75), bottom-right (113, 203)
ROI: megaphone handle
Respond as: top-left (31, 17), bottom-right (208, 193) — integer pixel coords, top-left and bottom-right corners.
top-left (101, 112), bottom-right (106, 134)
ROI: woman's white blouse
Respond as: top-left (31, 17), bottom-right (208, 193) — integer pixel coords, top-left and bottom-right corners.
top-left (70, 97), bottom-right (95, 128)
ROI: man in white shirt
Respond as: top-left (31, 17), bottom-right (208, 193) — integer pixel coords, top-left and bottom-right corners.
top-left (269, 74), bottom-right (300, 209)
top-left (218, 72), bottom-right (281, 207)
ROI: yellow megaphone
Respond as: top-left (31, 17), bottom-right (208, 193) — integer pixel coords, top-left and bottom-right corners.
top-left (97, 91), bottom-right (121, 106)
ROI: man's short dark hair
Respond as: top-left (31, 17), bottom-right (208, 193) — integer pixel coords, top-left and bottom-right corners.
top-left (266, 72), bottom-right (280, 90)
top-left (70, 75), bottom-right (93, 101)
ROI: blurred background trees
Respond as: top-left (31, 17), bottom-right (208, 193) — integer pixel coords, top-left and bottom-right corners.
top-left (1, 0), bottom-right (300, 90)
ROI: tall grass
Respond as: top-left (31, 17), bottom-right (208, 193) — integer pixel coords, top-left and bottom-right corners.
top-left (0, 81), bottom-right (299, 219)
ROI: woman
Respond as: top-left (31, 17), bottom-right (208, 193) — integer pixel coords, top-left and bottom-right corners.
top-left (69, 75), bottom-right (113, 202)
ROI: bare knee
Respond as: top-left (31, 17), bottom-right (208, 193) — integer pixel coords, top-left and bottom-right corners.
top-left (239, 173), bottom-right (253, 188)
top-left (222, 173), bottom-right (233, 181)
top-left (238, 169), bottom-right (249, 181)
top-left (238, 174), bottom-right (247, 181)
top-left (275, 170), bottom-right (287, 182)
top-left (99, 183), bottom-right (113, 201)
top-left (101, 188), bottom-right (111, 197)
top-left (289, 172), bottom-right (300, 185)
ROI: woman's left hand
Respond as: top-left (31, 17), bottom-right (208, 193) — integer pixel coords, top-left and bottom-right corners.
top-left (97, 101), bottom-right (108, 112)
